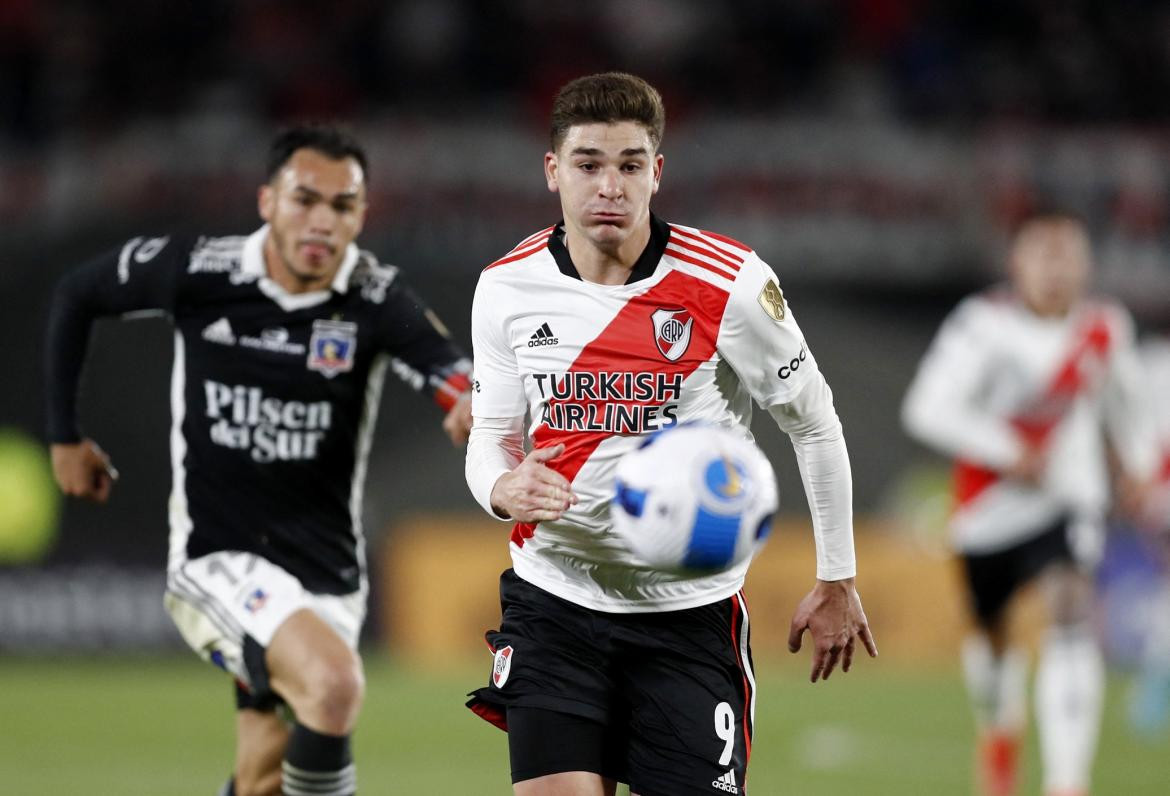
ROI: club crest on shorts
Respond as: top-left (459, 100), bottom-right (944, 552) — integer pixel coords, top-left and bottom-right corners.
top-left (243, 588), bottom-right (268, 614)
top-left (307, 319), bottom-right (357, 378)
top-left (492, 645), bottom-right (514, 688)
top-left (651, 307), bottom-right (694, 362)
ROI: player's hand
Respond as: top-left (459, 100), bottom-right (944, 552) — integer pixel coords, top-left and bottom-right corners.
top-left (442, 392), bottom-right (473, 446)
top-left (50, 439), bottom-right (119, 503)
top-left (1004, 446), bottom-right (1046, 485)
top-left (490, 444), bottom-right (579, 522)
top-left (788, 577), bottom-right (877, 683)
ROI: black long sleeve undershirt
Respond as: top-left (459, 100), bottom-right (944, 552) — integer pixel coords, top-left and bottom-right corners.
top-left (44, 237), bottom-right (179, 444)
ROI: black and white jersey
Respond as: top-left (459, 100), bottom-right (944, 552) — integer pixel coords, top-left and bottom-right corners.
top-left (46, 226), bottom-right (471, 594)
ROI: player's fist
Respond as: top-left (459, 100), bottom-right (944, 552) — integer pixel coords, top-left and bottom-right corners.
top-left (50, 439), bottom-right (119, 503)
top-left (489, 444), bottom-right (579, 522)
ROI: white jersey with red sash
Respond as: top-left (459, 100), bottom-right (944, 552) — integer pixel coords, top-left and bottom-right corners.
top-left (902, 288), bottom-right (1156, 557)
top-left (471, 219), bottom-right (822, 611)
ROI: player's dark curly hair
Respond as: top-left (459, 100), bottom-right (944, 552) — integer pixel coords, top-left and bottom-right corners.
top-left (265, 123), bottom-right (369, 184)
top-left (550, 72), bottom-right (665, 152)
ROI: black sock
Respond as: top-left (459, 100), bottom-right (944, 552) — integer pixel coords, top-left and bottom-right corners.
top-left (282, 723), bottom-right (355, 796)
top-left (216, 777), bottom-right (235, 796)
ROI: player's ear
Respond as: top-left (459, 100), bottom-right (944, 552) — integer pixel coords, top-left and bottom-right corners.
top-left (544, 152), bottom-right (559, 194)
top-left (652, 153), bottom-right (664, 195)
top-left (258, 184), bottom-right (275, 223)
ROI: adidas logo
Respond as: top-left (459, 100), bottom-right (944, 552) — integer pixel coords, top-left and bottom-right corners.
top-left (202, 317), bottom-right (236, 346)
top-left (711, 770), bottom-right (739, 793)
top-left (527, 322), bottom-right (559, 348)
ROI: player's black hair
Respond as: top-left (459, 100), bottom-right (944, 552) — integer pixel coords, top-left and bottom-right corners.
top-left (1011, 206), bottom-right (1088, 238)
top-left (550, 72), bottom-right (665, 152)
top-left (265, 124), bottom-right (369, 184)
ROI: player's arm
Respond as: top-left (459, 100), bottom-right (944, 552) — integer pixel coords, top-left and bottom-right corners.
top-left (463, 274), bottom-right (576, 522)
top-left (718, 252), bottom-right (875, 681)
top-left (1100, 307), bottom-right (1159, 516)
top-left (375, 269), bottom-right (473, 445)
top-left (900, 297), bottom-right (1034, 478)
top-left (45, 236), bottom-right (181, 502)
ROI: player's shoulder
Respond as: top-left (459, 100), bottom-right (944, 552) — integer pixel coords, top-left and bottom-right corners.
top-left (184, 232), bottom-right (250, 276)
top-left (347, 249), bottom-right (401, 305)
top-left (662, 221), bottom-right (763, 293)
top-left (481, 225), bottom-right (557, 275)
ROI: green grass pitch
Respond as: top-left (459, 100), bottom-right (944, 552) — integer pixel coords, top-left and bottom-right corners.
top-left (0, 654), bottom-right (1165, 794)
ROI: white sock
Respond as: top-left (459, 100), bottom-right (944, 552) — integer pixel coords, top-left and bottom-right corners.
top-left (1035, 625), bottom-right (1104, 793)
top-left (961, 635), bottom-right (1027, 733)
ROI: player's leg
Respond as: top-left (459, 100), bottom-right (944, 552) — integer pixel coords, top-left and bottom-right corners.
top-left (959, 548), bottom-right (1029, 796)
top-left (232, 704), bottom-right (291, 796)
top-left (508, 707), bottom-right (618, 796)
top-left (166, 553), bottom-right (364, 796)
top-left (620, 591), bottom-right (754, 796)
top-left (266, 608), bottom-right (364, 796)
top-left (1034, 561), bottom-right (1101, 796)
top-left (466, 570), bottom-right (626, 794)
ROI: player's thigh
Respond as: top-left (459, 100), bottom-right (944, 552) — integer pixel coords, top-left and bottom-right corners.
top-left (266, 608), bottom-right (364, 713)
top-left (960, 518), bottom-right (1076, 634)
top-left (507, 706), bottom-right (624, 788)
top-left (513, 772), bottom-right (616, 796)
top-left (621, 593), bottom-right (754, 796)
top-left (234, 708), bottom-right (290, 796)
top-left (165, 551), bottom-right (364, 701)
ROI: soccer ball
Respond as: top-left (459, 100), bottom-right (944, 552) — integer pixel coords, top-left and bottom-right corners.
top-left (610, 424), bottom-right (778, 573)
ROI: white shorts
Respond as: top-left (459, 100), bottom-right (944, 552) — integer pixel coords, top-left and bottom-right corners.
top-left (164, 551), bottom-right (365, 692)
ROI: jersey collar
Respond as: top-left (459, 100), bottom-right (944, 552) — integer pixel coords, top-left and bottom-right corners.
top-left (242, 225), bottom-right (361, 310)
top-left (547, 213), bottom-right (670, 285)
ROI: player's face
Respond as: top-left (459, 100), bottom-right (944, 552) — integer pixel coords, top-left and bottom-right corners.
top-left (1009, 220), bottom-right (1091, 317)
top-left (545, 121), bottom-right (663, 253)
top-left (259, 148), bottom-right (368, 293)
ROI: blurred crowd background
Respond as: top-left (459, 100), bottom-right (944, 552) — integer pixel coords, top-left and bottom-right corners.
top-left (1, 1), bottom-right (1169, 654)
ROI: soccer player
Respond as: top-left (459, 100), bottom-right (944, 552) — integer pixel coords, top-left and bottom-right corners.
top-left (45, 125), bottom-right (473, 796)
top-left (902, 213), bottom-right (1157, 796)
top-left (463, 72), bottom-right (876, 796)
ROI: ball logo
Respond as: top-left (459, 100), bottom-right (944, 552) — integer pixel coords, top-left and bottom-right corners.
top-left (651, 307), bottom-right (694, 362)
top-left (703, 456), bottom-right (752, 510)
top-left (492, 645), bottom-right (514, 688)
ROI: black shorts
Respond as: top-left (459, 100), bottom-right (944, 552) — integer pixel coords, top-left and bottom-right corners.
top-left (467, 570), bottom-right (756, 796)
top-left (961, 517), bottom-right (1075, 625)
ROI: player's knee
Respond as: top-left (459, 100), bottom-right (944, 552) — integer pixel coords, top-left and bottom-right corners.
top-left (1044, 568), bottom-right (1094, 627)
top-left (305, 655), bottom-right (365, 731)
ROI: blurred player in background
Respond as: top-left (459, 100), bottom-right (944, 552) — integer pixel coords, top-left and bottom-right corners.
top-left (45, 125), bottom-right (473, 796)
top-left (464, 72), bottom-right (876, 796)
top-left (1128, 335), bottom-right (1170, 735)
top-left (902, 213), bottom-right (1157, 796)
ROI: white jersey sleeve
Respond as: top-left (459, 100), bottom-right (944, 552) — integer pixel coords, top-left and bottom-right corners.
top-left (1101, 305), bottom-right (1159, 481)
top-left (901, 296), bottom-right (1025, 469)
top-left (717, 253), bottom-right (820, 405)
top-left (469, 273), bottom-right (527, 418)
top-left (719, 253), bottom-right (856, 580)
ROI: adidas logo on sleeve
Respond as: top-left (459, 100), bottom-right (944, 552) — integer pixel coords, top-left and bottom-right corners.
top-left (527, 322), bottom-right (559, 347)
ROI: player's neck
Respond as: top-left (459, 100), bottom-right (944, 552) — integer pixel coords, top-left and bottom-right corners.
top-left (563, 222), bottom-right (651, 286)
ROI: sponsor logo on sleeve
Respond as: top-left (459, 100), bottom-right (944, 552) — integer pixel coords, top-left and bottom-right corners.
top-left (117, 236), bottom-right (171, 284)
top-left (758, 279), bottom-right (786, 322)
top-left (777, 345), bottom-right (807, 379)
top-left (307, 319), bottom-right (358, 378)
